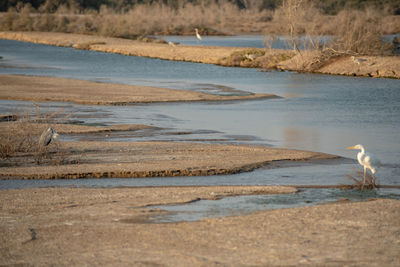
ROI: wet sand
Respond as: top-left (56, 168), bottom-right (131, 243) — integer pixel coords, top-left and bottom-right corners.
top-left (0, 74), bottom-right (335, 179)
top-left (0, 139), bottom-right (337, 179)
top-left (1, 187), bottom-right (399, 266)
top-left (0, 122), bottom-right (155, 135)
top-left (1, 31), bottom-right (399, 78)
top-left (1, 31), bottom-right (398, 265)
top-left (0, 75), bottom-right (277, 105)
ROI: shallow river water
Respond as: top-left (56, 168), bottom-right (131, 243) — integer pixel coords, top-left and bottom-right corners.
top-left (1, 38), bottom-right (399, 221)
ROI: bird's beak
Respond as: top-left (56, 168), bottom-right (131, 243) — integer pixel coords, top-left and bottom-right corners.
top-left (347, 146), bottom-right (356, 150)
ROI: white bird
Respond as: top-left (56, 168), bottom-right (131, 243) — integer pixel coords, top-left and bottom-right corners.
top-left (195, 28), bottom-right (202, 41)
top-left (168, 41), bottom-right (176, 47)
top-left (351, 56), bottom-right (367, 65)
top-left (39, 127), bottom-right (59, 147)
top-left (347, 144), bottom-right (380, 189)
top-left (244, 53), bottom-right (259, 61)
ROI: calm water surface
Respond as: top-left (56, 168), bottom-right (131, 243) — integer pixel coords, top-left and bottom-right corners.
top-left (0, 39), bottom-right (399, 218)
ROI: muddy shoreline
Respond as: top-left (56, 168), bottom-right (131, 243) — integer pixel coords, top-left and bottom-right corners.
top-left (1, 31), bottom-right (399, 266)
top-left (1, 186), bottom-right (399, 265)
top-left (0, 75), bottom-right (277, 105)
top-left (1, 31), bottom-right (399, 79)
top-left (0, 73), bottom-right (335, 180)
top-left (0, 140), bottom-right (338, 179)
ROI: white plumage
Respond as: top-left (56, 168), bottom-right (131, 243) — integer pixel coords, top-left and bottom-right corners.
top-left (347, 144), bottom-right (380, 188)
top-left (195, 28), bottom-right (202, 41)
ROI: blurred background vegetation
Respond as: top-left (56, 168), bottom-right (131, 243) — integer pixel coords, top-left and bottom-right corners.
top-left (0, 0), bottom-right (398, 55)
top-left (1, 0), bottom-right (400, 14)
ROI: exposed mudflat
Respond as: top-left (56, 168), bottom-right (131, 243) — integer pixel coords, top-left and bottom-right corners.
top-left (0, 139), bottom-right (337, 179)
top-left (0, 187), bottom-right (399, 266)
top-left (0, 122), bottom-right (155, 135)
top-left (0, 75), bottom-right (277, 105)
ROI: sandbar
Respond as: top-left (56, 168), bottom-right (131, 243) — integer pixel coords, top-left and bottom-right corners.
top-left (0, 74), bottom-right (277, 105)
top-left (0, 140), bottom-right (336, 179)
top-left (0, 122), bottom-right (155, 135)
top-left (1, 31), bottom-right (399, 78)
top-left (0, 186), bottom-right (399, 265)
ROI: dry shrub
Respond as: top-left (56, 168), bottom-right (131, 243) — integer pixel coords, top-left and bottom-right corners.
top-left (347, 170), bottom-right (377, 190)
top-left (0, 105), bottom-right (70, 166)
top-left (219, 48), bottom-right (294, 68)
top-left (329, 8), bottom-right (392, 55)
top-left (269, 0), bottom-right (394, 56)
top-left (219, 48), bottom-right (266, 67)
top-left (0, 1), bottom-right (273, 36)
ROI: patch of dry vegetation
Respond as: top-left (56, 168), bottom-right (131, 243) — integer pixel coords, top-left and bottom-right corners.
top-left (0, 105), bottom-right (70, 166)
top-left (219, 48), bottom-right (294, 68)
top-left (0, 1), bottom-right (271, 37)
top-left (267, 0), bottom-right (398, 74)
top-left (1, 0), bottom-right (398, 39)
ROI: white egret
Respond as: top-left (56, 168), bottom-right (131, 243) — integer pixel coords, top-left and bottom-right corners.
top-left (347, 144), bottom-right (380, 189)
top-left (195, 28), bottom-right (202, 41)
top-left (39, 127), bottom-right (59, 147)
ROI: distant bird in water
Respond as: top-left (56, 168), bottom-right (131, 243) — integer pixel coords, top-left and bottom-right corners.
top-left (39, 127), bottom-right (59, 147)
top-left (195, 28), bottom-right (202, 41)
top-left (347, 144), bottom-right (380, 189)
top-left (168, 41), bottom-right (176, 48)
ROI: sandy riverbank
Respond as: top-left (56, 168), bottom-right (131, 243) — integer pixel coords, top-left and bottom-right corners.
top-left (0, 138), bottom-right (336, 179)
top-left (1, 186), bottom-right (399, 265)
top-left (0, 74), bottom-right (336, 179)
top-left (1, 31), bottom-right (399, 78)
top-left (0, 75), bottom-right (277, 105)
top-left (278, 50), bottom-right (400, 79)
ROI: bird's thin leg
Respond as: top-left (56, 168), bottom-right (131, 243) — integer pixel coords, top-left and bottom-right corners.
top-left (361, 167), bottom-right (366, 190)
top-left (371, 174), bottom-right (376, 189)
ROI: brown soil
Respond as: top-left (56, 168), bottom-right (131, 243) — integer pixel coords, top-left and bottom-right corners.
top-left (1, 31), bottom-right (399, 78)
top-left (0, 140), bottom-right (336, 179)
top-left (277, 50), bottom-right (400, 79)
top-left (0, 75), bottom-right (277, 105)
top-left (0, 31), bottom-right (247, 64)
top-left (1, 187), bottom-right (399, 266)
top-left (0, 122), bottom-right (154, 136)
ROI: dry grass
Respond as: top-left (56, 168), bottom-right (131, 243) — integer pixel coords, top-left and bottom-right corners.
top-left (0, 104), bottom-right (70, 166)
top-left (1, 1), bottom-right (398, 53)
top-left (219, 48), bottom-right (294, 68)
top-left (346, 170), bottom-right (377, 190)
top-left (329, 9), bottom-right (394, 55)
top-left (266, 0), bottom-right (396, 74)
top-left (0, 1), bottom-right (271, 37)
top-left (271, 0), bottom-right (394, 55)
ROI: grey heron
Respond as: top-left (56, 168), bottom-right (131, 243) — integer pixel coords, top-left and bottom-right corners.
top-left (39, 127), bottom-right (59, 147)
